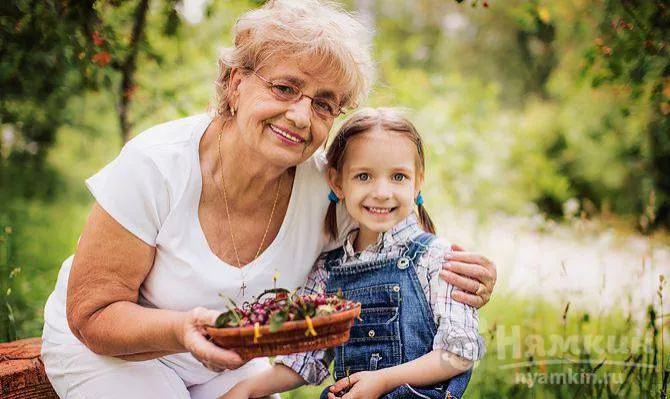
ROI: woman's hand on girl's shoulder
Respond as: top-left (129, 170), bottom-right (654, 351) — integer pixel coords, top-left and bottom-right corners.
top-left (439, 244), bottom-right (497, 309)
top-left (176, 307), bottom-right (245, 372)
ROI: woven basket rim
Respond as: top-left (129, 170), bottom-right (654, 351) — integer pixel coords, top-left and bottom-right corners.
top-left (206, 303), bottom-right (361, 339)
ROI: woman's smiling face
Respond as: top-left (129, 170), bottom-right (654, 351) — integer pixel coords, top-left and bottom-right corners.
top-left (229, 54), bottom-right (346, 168)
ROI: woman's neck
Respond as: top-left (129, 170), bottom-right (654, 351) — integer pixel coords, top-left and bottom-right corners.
top-left (202, 118), bottom-right (289, 209)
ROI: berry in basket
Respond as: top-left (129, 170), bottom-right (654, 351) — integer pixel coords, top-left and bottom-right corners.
top-left (207, 288), bottom-right (361, 359)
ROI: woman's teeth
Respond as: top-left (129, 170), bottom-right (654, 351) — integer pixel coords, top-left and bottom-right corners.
top-left (270, 125), bottom-right (302, 143)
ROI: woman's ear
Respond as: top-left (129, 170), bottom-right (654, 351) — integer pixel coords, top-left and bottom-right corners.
top-left (327, 168), bottom-right (344, 200)
top-left (227, 67), bottom-right (244, 109)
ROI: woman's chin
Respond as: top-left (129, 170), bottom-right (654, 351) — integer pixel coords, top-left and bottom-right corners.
top-left (261, 138), bottom-right (317, 168)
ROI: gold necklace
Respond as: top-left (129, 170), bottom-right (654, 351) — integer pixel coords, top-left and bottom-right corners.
top-left (216, 128), bottom-right (282, 297)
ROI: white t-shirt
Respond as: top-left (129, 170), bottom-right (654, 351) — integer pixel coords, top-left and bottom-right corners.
top-left (42, 114), bottom-right (352, 384)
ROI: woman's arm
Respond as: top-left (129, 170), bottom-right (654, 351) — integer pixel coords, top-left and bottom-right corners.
top-left (439, 244), bottom-right (497, 308)
top-left (66, 203), bottom-right (242, 369)
top-left (220, 364), bottom-right (306, 399)
top-left (327, 350), bottom-right (472, 399)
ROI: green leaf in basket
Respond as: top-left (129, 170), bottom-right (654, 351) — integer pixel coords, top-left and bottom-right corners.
top-left (215, 309), bottom-right (243, 328)
top-left (219, 293), bottom-right (239, 310)
top-left (269, 311), bottom-right (288, 333)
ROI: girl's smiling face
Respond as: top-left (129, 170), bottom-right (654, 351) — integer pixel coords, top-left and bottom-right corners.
top-left (330, 128), bottom-right (423, 248)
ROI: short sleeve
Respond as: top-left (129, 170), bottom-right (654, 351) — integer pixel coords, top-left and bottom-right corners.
top-left (85, 145), bottom-right (170, 246)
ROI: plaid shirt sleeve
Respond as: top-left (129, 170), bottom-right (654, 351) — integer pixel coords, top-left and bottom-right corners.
top-left (274, 253), bottom-right (334, 385)
top-left (421, 241), bottom-right (486, 361)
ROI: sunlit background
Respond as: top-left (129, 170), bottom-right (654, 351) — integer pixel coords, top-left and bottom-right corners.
top-left (1, 0), bottom-right (668, 397)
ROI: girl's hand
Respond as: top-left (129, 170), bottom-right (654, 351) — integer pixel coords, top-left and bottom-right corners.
top-left (440, 244), bottom-right (497, 308)
top-left (218, 382), bottom-right (252, 399)
top-left (177, 307), bottom-right (245, 372)
top-left (327, 371), bottom-right (388, 399)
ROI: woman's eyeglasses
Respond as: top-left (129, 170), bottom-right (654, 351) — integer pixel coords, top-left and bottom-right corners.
top-left (250, 70), bottom-right (343, 120)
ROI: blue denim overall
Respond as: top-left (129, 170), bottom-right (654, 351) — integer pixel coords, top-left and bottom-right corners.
top-left (320, 233), bottom-right (472, 399)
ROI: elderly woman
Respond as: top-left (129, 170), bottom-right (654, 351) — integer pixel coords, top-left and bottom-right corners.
top-left (40, 1), bottom-right (496, 398)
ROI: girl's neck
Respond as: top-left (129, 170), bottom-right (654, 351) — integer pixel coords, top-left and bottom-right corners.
top-left (353, 226), bottom-right (381, 252)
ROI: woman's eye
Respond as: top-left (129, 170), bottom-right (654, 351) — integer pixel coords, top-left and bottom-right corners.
top-left (273, 84), bottom-right (299, 97)
top-left (313, 99), bottom-right (334, 116)
top-left (355, 173), bottom-right (370, 181)
top-left (392, 173), bottom-right (407, 182)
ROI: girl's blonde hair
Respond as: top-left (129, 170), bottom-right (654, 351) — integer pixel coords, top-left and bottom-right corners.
top-left (325, 107), bottom-right (436, 240)
top-left (213, 0), bottom-right (375, 119)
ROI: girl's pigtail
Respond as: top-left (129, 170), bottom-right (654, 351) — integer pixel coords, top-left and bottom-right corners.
top-left (417, 204), bottom-right (436, 234)
top-left (324, 201), bottom-right (339, 240)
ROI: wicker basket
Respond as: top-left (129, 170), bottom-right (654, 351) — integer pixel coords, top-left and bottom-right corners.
top-left (206, 304), bottom-right (361, 360)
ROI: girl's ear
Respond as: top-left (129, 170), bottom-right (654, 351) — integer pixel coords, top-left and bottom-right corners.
top-left (327, 167), bottom-right (344, 200)
top-left (415, 173), bottom-right (425, 198)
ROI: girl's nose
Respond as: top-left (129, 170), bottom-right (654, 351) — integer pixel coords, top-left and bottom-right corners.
top-left (373, 181), bottom-right (392, 199)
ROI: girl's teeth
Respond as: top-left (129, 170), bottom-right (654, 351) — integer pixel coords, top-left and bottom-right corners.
top-left (367, 207), bottom-right (391, 214)
top-left (270, 125), bottom-right (301, 143)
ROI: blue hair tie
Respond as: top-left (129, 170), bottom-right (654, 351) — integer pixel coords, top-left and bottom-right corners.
top-left (328, 190), bottom-right (339, 203)
top-left (416, 192), bottom-right (424, 206)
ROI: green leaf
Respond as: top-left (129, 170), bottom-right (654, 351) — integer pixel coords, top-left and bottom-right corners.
top-left (215, 309), bottom-right (242, 328)
top-left (269, 312), bottom-right (287, 333)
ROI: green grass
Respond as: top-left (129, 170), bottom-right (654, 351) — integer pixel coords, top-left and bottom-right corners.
top-left (285, 290), bottom-right (669, 398)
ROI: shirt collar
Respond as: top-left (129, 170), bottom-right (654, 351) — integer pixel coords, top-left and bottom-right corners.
top-left (342, 213), bottom-right (422, 258)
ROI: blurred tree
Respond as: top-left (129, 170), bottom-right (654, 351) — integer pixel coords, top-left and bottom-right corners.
top-left (583, 0), bottom-right (669, 229)
top-left (0, 0), bottom-right (185, 155)
top-left (1, 1), bottom-right (95, 155)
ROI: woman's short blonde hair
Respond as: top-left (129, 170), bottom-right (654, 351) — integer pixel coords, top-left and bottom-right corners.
top-left (213, 0), bottom-right (375, 118)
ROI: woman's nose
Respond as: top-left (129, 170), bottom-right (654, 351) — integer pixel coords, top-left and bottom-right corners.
top-left (285, 97), bottom-right (312, 129)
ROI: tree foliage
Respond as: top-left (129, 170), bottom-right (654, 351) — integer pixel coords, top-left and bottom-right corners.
top-left (583, 0), bottom-right (669, 229)
top-left (0, 0), bottom-right (184, 156)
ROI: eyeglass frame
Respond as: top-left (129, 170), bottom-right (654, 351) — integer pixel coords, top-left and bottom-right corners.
top-left (247, 69), bottom-right (345, 119)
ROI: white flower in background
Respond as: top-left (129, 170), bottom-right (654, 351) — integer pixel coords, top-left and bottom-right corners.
top-left (563, 198), bottom-right (580, 220)
top-left (1, 126), bottom-right (15, 159)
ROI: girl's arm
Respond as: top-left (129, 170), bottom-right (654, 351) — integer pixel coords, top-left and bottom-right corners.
top-left (273, 253), bottom-right (335, 385)
top-left (327, 350), bottom-right (471, 398)
top-left (220, 364), bottom-right (307, 399)
top-left (377, 350), bottom-right (471, 389)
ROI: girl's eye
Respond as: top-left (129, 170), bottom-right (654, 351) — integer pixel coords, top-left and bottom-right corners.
top-left (355, 173), bottom-right (370, 181)
top-left (392, 173), bottom-right (407, 182)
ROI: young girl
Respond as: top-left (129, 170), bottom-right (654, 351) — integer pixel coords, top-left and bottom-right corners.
top-left (222, 108), bottom-right (485, 399)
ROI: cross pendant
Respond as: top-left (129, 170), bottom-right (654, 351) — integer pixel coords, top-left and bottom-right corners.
top-left (240, 280), bottom-right (247, 297)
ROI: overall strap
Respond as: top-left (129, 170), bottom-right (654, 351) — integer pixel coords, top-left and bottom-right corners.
top-left (402, 232), bottom-right (436, 264)
top-left (323, 246), bottom-right (345, 272)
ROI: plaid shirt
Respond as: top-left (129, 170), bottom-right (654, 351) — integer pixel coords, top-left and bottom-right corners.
top-left (275, 214), bottom-right (486, 385)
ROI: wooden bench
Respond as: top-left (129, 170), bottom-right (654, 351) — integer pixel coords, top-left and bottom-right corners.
top-left (0, 338), bottom-right (58, 398)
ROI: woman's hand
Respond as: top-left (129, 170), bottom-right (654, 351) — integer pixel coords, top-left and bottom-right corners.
top-left (177, 307), bottom-right (245, 372)
top-left (327, 371), bottom-right (388, 399)
top-left (440, 244), bottom-right (497, 308)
